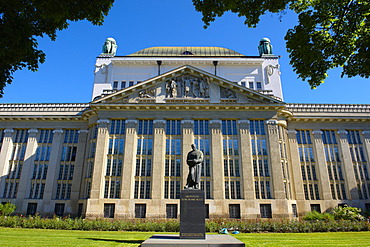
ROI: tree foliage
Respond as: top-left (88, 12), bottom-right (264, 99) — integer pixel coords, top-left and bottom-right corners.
top-left (0, 0), bottom-right (114, 96)
top-left (193, 0), bottom-right (370, 88)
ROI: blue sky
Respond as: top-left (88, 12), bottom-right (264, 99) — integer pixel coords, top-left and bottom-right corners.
top-left (2, 0), bottom-right (369, 104)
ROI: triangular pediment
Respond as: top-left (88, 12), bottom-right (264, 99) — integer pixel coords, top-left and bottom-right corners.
top-left (91, 65), bottom-right (283, 105)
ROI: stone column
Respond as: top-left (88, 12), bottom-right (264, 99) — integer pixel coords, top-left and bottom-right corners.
top-left (147, 120), bottom-right (166, 218)
top-left (363, 131), bottom-right (370, 171)
top-left (209, 120), bottom-right (224, 202)
top-left (151, 120), bottom-right (166, 200)
top-left (86, 119), bottom-right (109, 218)
top-left (69, 130), bottom-right (89, 215)
top-left (286, 130), bottom-right (305, 201)
top-left (312, 130), bottom-right (331, 200)
top-left (181, 120), bottom-right (194, 189)
top-left (42, 129), bottom-right (64, 215)
top-left (266, 120), bottom-right (285, 200)
top-left (238, 120), bottom-right (254, 200)
top-left (121, 120), bottom-right (138, 199)
top-left (16, 129), bottom-right (38, 208)
top-left (337, 130), bottom-right (358, 200)
top-left (0, 129), bottom-right (14, 195)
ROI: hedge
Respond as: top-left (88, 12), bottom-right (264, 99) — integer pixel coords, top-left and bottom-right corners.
top-left (0, 216), bottom-right (369, 233)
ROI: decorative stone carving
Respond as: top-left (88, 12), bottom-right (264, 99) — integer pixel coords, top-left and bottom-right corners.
top-left (220, 87), bottom-right (236, 98)
top-left (266, 64), bottom-right (280, 84)
top-left (166, 75), bottom-right (209, 98)
top-left (139, 88), bottom-right (156, 98)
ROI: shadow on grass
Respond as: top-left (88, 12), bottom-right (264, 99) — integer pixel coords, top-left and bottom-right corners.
top-left (82, 238), bottom-right (145, 244)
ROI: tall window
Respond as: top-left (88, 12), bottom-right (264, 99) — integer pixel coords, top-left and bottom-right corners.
top-left (194, 120), bottom-right (211, 199)
top-left (297, 130), bottom-right (320, 200)
top-left (222, 120), bottom-right (241, 199)
top-left (3, 129), bottom-right (28, 199)
top-left (104, 120), bottom-right (125, 199)
top-left (347, 130), bottom-right (369, 199)
top-left (134, 120), bottom-right (153, 199)
top-left (164, 120), bottom-right (181, 199)
top-left (55, 130), bottom-right (78, 200)
top-left (279, 126), bottom-right (292, 199)
top-left (322, 130), bottom-right (346, 200)
top-left (251, 120), bottom-right (271, 199)
top-left (29, 129), bottom-right (53, 199)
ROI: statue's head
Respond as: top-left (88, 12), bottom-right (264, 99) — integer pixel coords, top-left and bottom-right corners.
top-left (191, 144), bottom-right (196, 150)
top-left (260, 37), bottom-right (270, 45)
top-left (106, 37), bottom-right (116, 45)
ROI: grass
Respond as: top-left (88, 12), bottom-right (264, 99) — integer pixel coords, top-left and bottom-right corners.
top-left (0, 228), bottom-right (369, 246)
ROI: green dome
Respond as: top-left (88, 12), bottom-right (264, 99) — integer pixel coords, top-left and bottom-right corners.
top-left (128, 46), bottom-right (245, 57)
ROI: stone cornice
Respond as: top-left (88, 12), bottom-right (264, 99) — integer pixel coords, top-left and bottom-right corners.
top-left (286, 103), bottom-right (370, 113)
top-left (0, 103), bottom-right (89, 113)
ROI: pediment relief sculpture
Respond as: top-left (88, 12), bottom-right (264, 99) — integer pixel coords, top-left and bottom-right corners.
top-left (166, 75), bottom-right (210, 98)
top-left (220, 86), bottom-right (237, 99)
top-left (138, 87), bottom-right (156, 98)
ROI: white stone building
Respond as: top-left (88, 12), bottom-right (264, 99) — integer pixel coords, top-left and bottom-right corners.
top-left (0, 40), bottom-right (369, 219)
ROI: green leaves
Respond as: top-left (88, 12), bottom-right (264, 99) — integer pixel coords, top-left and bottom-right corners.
top-left (0, 0), bottom-right (114, 97)
top-left (193, 0), bottom-right (370, 88)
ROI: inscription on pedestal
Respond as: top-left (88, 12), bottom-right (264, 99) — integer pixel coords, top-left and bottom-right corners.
top-left (180, 190), bottom-right (205, 239)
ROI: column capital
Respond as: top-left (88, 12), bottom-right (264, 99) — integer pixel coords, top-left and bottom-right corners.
top-left (4, 129), bottom-right (14, 134)
top-left (125, 120), bottom-right (138, 129)
top-left (181, 120), bottom-right (194, 129)
top-left (266, 119), bottom-right (278, 135)
top-left (362, 131), bottom-right (370, 138)
top-left (28, 129), bottom-right (38, 134)
top-left (209, 120), bottom-right (222, 129)
top-left (27, 129), bottom-right (38, 138)
top-left (153, 120), bottom-right (166, 128)
top-left (53, 129), bottom-right (64, 135)
top-left (97, 119), bottom-right (110, 127)
top-left (312, 130), bottom-right (323, 136)
top-left (78, 130), bottom-right (89, 134)
top-left (266, 119), bottom-right (278, 125)
top-left (287, 130), bottom-right (297, 138)
top-left (337, 130), bottom-right (348, 135)
top-left (238, 120), bottom-right (250, 129)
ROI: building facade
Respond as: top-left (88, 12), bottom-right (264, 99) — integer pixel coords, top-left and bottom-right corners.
top-left (0, 41), bottom-right (369, 219)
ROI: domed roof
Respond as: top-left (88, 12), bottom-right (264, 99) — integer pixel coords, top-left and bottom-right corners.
top-left (128, 46), bottom-right (245, 57)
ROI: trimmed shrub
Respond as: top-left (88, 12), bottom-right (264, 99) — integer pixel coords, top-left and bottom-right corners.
top-left (302, 210), bottom-right (334, 221)
top-left (0, 202), bottom-right (16, 216)
top-left (331, 206), bottom-right (365, 221)
top-left (0, 216), bottom-right (369, 233)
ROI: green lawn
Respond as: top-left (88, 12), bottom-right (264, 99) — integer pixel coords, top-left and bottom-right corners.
top-left (0, 228), bottom-right (369, 247)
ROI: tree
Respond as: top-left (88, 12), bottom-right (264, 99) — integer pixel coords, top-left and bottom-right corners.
top-left (0, 0), bottom-right (114, 96)
top-left (192, 0), bottom-right (370, 88)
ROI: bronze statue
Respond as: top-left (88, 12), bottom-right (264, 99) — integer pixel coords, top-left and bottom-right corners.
top-left (184, 144), bottom-right (203, 189)
top-left (258, 37), bottom-right (273, 56)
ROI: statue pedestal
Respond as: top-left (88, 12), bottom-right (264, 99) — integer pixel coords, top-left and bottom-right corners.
top-left (180, 189), bottom-right (205, 239)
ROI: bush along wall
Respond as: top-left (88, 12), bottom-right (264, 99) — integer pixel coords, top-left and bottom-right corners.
top-left (0, 216), bottom-right (369, 233)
